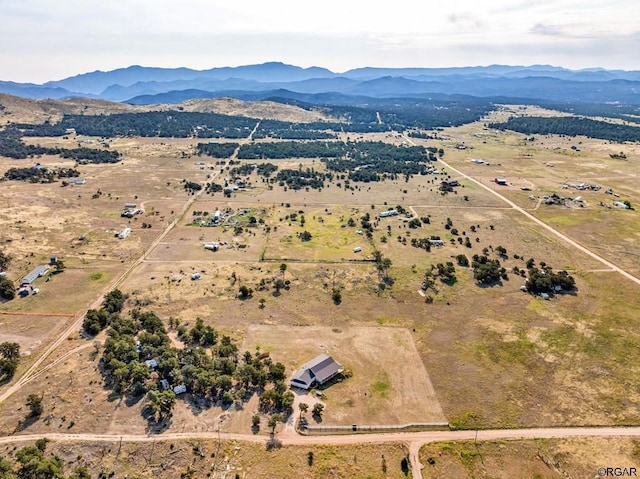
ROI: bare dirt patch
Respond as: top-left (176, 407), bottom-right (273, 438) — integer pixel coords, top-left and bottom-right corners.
top-left (243, 325), bottom-right (446, 426)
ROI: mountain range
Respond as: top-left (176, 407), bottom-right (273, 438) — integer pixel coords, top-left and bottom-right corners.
top-left (2, 61), bottom-right (640, 105)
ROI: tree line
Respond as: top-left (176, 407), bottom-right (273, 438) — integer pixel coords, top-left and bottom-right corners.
top-left (4, 165), bottom-right (80, 182)
top-left (14, 112), bottom-right (257, 139)
top-left (0, 130), bottom-right (121, 162)
top-left (489, 116), bottom-right (640, 142)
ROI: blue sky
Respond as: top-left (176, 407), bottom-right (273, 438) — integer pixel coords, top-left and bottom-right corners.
top-left (0, 0), bottom-right (638, 82)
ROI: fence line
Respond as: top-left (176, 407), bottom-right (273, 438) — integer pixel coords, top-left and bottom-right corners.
top-left (299, 422), bottom-right (450, 435)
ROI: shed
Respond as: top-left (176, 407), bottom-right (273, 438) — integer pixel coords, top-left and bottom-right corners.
top-left (495, 178), bottom-right (507, 185)
top-left (173, 384), bottom-right (187, 395)
top-left (145, 359), bottom-right (158, 369)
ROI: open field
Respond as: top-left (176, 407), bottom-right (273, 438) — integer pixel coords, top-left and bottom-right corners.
top-left (243, 325), bottom-right (446, 426)
top-left (420, 436), bottom-right (640, 478)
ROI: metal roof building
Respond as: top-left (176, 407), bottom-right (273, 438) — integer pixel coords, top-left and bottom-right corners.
top-left (21, 265), bottom-right (50, 286)
top-left (290, 353), bottom-right (344, 390)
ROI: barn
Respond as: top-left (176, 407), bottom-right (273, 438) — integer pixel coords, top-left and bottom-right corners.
top-left (290, 353), bottom-right (344, 390)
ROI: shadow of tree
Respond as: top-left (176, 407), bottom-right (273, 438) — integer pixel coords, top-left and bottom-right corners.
top-left (14, 414), bottom-right (39, 433)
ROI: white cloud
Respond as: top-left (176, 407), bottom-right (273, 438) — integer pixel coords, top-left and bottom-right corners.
top-left (0, 0), bottom-right (638, 82)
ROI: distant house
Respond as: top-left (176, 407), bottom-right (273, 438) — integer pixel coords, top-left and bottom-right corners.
top-left (379, 209), bottom-right (399, 218)
top-left (21, 265), bottom-right (50, 286)
top-left (145, 359), bottom-right (158, 369)
top-left (614, 201), bottom-right (630, 209)
top-left (290, 354), bottom-right (344, 390)
top-left (429, 239), bottom-right (445, 246)
top-left (494, 178), bottom-right (507, 186)
top-left (160, 379), bottom-right (169, 390)
top-left (173, 384), bottom-right (187, 395)
top-left (118, 227), bottom-right (131, 239)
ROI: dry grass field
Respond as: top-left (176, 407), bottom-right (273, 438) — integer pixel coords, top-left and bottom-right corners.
top-left (0, 438), bottom-right (410, 479)
top-left (420, 436), bottom-right (640, 478)
top-left (1, 97), bottom-right (640, 475)
top-left (243, 325), bottom-right (446, 426)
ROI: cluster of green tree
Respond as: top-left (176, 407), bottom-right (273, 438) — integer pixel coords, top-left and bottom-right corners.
top-left (0, 342), bottom-right (20, 382)
top-left (421, 262), bottom-right (457, 301)
top-left (97, 308), bottom-right (288, 422)
top-left (489, 116), bottom-right (640, 142)
top-left (471, 254), bottom-right (507, 284)
top-left (182, 180), bottom-right (202, 192)
top-left (298, 231), bottom-right (313, 242)
top-left (60, 147), bottom-right (121, 164)
top-left (409, 236), bottom-right (443, 252)
top-left (359, 212), bottom-right (374, 237)
top-left (16, 112), bottom-right (258, 139)
top-left (455, 254), bottom-right (470, 267)
top-left (322, 141), bottom-right (433, 182)
top-left (275, 97), bottom-right (493, 132)
top-left (275, 168), bottom-right (329, 190)
top-left (230, 162), bottom-right (278, 177)
top-left (0, 276), bottom-right (14, 301)
top-left (373, 251), bottom-right (393, 283)
top-left (522, 101), bottom-right (640, 126)
top-left (370, 98), bottom-right (494, 130)
top-left (0, 250), bottom-right (10, 271)
top-left (433, 262), bottom-right (456, 284)
top-left (0, 438), bottom-right (91, 479)
top-left (237, 140), bottom-right (346, 160)
top-left (195, 142), bottom-right (239, 158)
top-left (0, 250), bottom-right (14, 301)
top-left (82, 289), bottom-right (126, 335)
top-left (525, 264), bottom-right (576, 295)
top-left (0, 130), bottom-right (121, 162)
top-left (205, 182), bottom-right (223, 194)
top-left (253, 120), bottom-right (338, 140)
top-left (4, 166), bottom-right (80, 183)
top-left (408, 131), bottom-right (439, 139)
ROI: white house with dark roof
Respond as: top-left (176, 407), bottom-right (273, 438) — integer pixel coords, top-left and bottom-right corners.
top-left (290, 353), bottom-right (343, 390)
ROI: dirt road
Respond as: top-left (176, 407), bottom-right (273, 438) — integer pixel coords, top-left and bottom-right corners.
top-left (403, 134), bottom-right (640, 287)
top-left (0, 427), bottom-right (639, 478)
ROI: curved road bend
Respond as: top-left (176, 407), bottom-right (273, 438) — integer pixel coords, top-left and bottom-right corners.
top-left (0, 122), bottom-right (261, 404)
